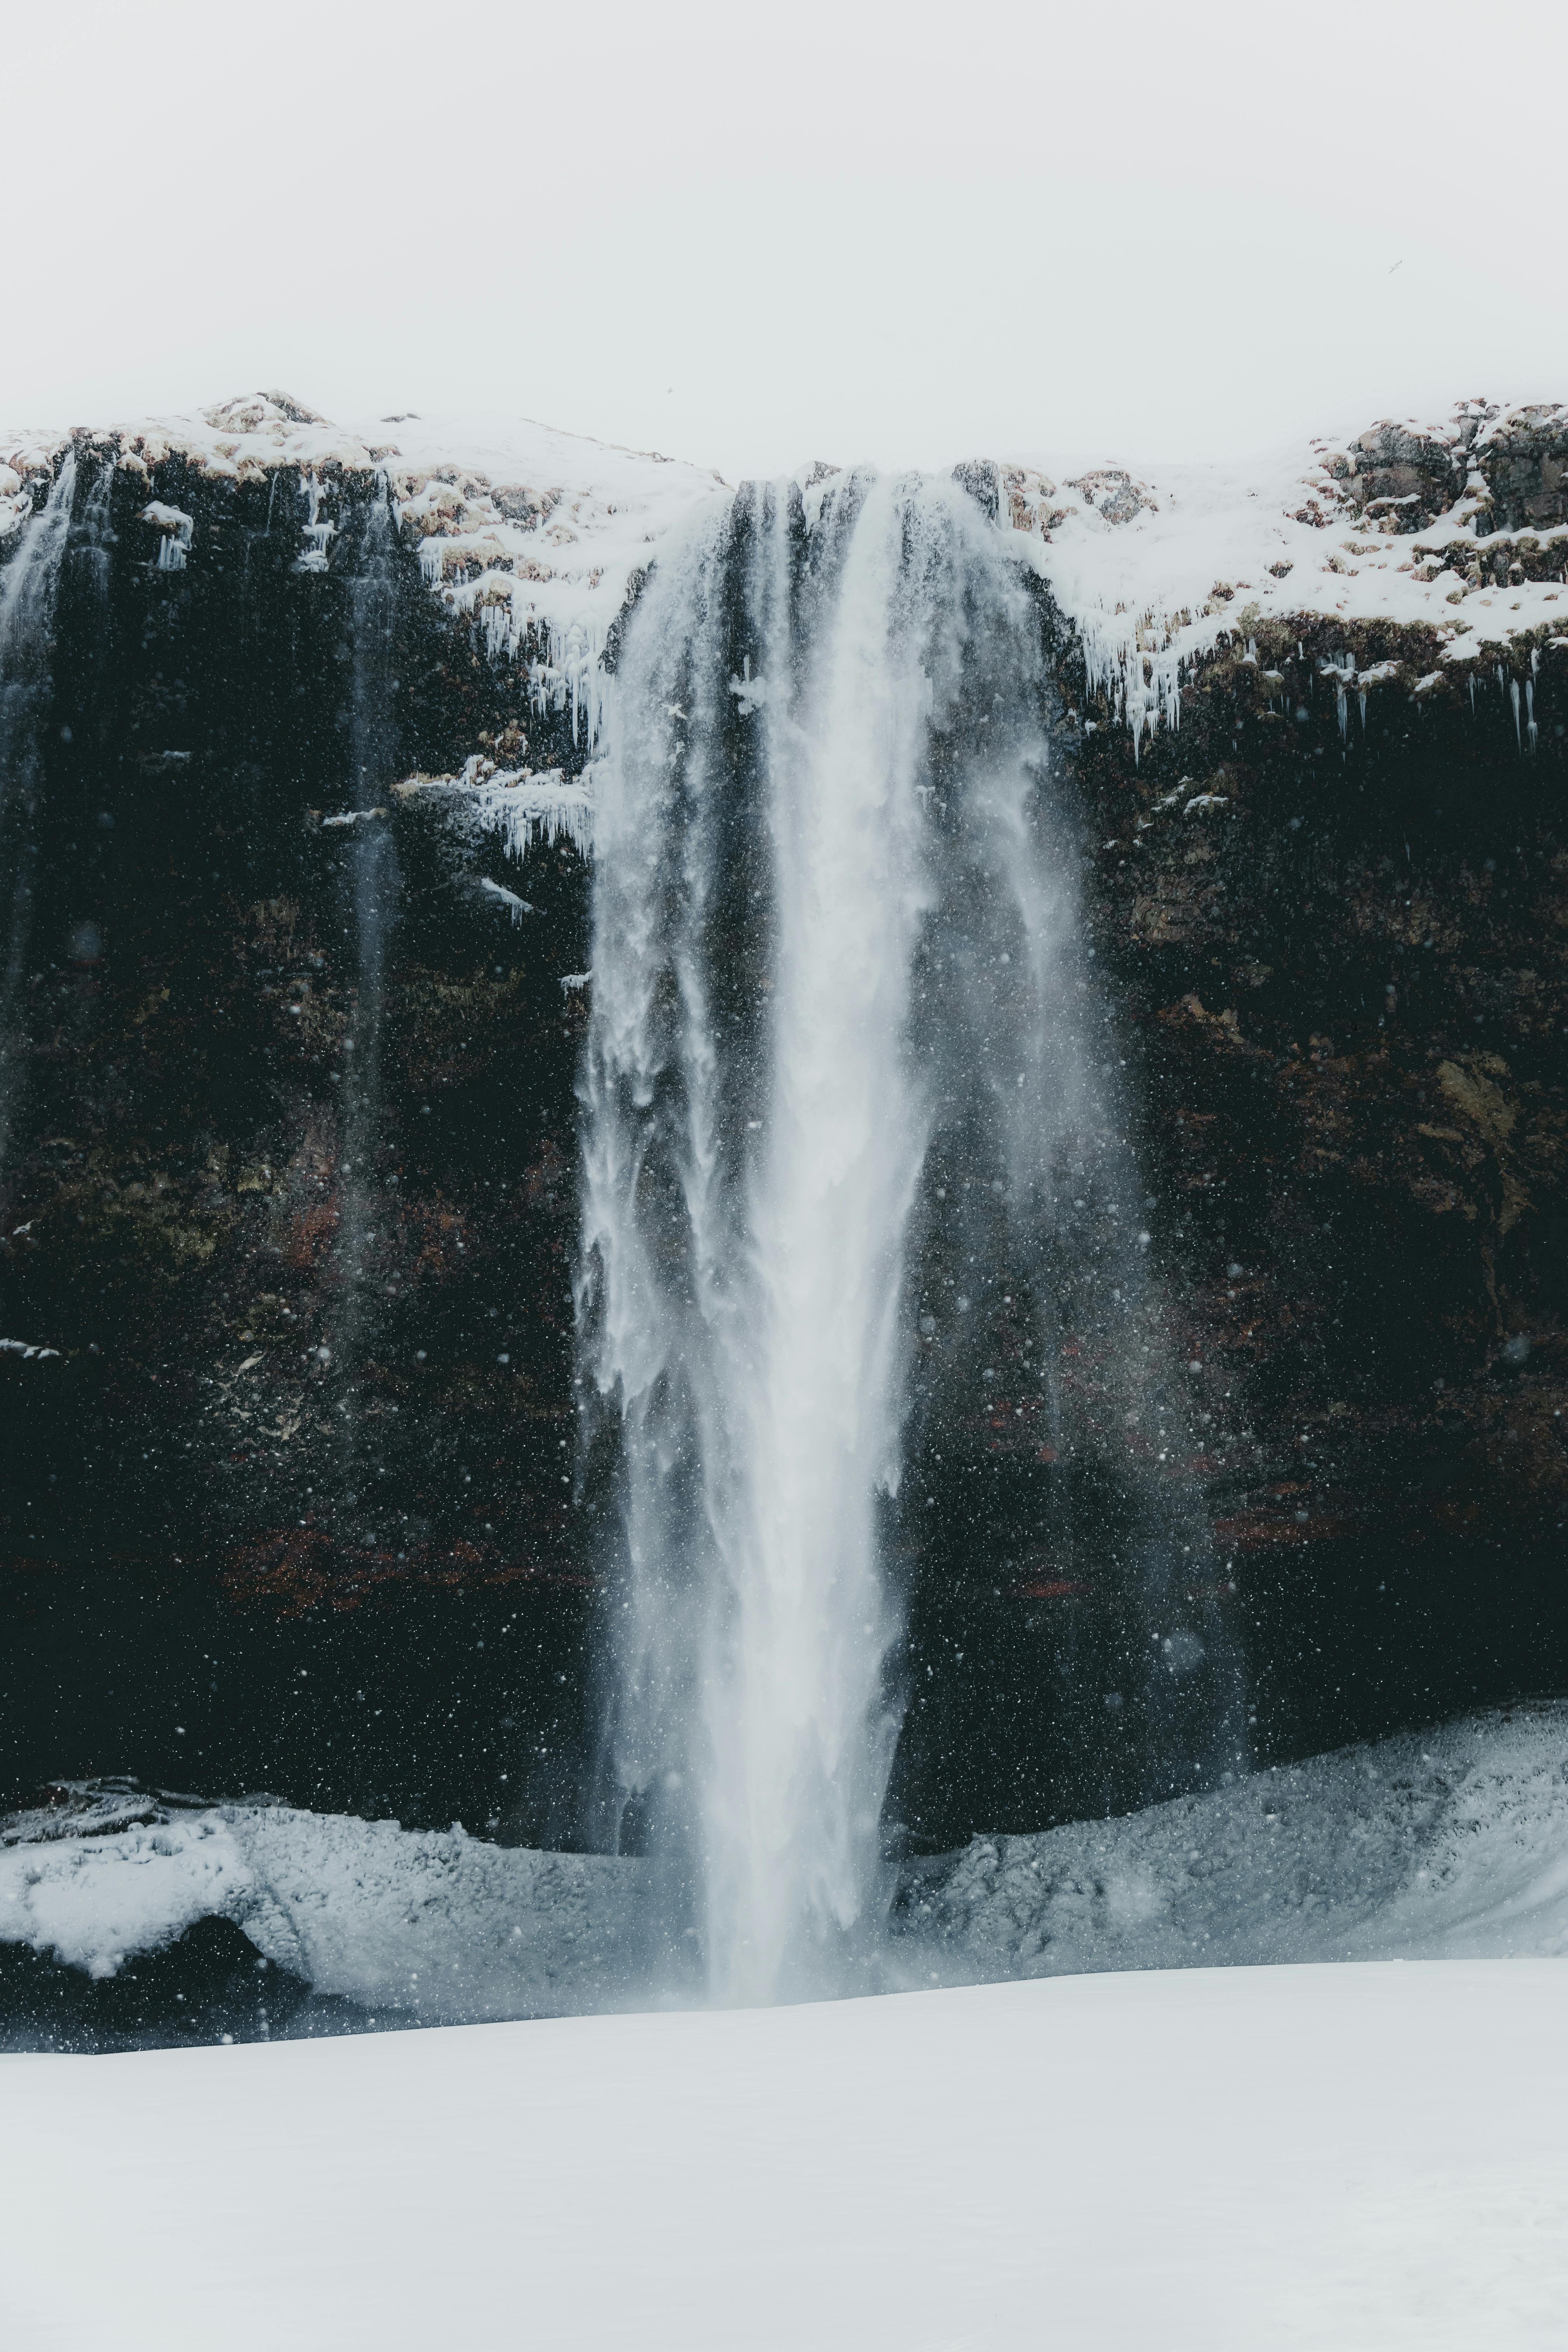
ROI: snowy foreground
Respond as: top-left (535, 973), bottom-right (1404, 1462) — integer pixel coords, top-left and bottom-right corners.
top-left (2, 1961), bottom-right (1566, 2351)
top-left (4, 1706), bottom-right (1567, 2025)
top-left (4, 1714), bottom-right (1567, 2343)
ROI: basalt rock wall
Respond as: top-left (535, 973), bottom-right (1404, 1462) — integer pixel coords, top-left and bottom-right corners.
top-left (2, 433), bottom-right (1565, 1851)
top-left (1059, 605), bottom-right (1568, 1786)
top-left (0, 449), bottom-right (595, 1840)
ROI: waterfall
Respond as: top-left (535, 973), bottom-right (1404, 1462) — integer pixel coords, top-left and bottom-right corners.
top-left (579, 466), bottom-right (1244, 2004)
top-left (74, 456), bottom-right (116, 603)
top-left (331, 477), bottom-right (403, 1525)
top-left (0, 457), bottom-right (78, 1181)
top-left (344, 475), bottom-right (400, 1163)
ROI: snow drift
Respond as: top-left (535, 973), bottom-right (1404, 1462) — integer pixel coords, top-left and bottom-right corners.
top-left (4, 1704), bottom-right (1566, 2024)
top-left (909, 1702), bottom-right (1568, 1977)
top-left (0, 1785), bottom-right (651, 2020)
top-left (5, 1962), bottom-right (1568, 2351)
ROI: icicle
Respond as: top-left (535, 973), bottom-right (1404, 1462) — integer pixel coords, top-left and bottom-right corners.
top-left (1525, 678), bottom-right (1537, 754)
top-left (401, 763), bottom-right (595, 862)
top-left (1321, 651), bottom-right (1353, 745)
top-left (294, 470), bottom-right (336, 573)
top-left (478, 875), bottom-right (534, 924)
top-left (141, 501), bottom-right (194, 571)
top-left (1074, 610), bottom-right (1188, 755)
top-left (1510, 678), bottom-right (1521, 752)
top-left (444, 573), bottom-right (609, 753)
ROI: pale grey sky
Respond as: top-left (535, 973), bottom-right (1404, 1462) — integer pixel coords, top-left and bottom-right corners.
top-left (6, 0), bottom-right (1564, 477)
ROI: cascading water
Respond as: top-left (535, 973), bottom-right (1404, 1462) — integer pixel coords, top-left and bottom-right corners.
top-left (0, 457), bottom-right (78, 1179)
top-left (331, 477), bottom-right (403, 1519)
top-left (579, 468), bottom-right (1246, 2006)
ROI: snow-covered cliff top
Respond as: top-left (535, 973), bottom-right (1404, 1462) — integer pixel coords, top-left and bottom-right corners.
top-left (4, 389), bottom-right (1563, 750)
top-left (997, 397), bottom-right (1568, 744)
top-left (0, 391), bottom-right (726, 746)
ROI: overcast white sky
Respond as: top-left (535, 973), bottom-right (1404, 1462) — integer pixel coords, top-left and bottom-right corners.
top-left (5, 0), bottom-right (1564, 478)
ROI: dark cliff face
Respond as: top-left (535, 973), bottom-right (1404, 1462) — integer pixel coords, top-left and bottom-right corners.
top-left (0, 450), bottom-right (596, 1838)
top-left (1057, 607), bottom-right (1568, 1779)
top-left (1, 433), bottom-right (1564, 1850)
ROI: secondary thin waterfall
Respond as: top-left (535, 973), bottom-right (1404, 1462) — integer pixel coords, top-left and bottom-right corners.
top-left (331, 475), bottom-right (402, 1530)
top-left (0, 457), bottom-right (77, 1180)
top-left (578, 467), bottom-right (1241, 2004)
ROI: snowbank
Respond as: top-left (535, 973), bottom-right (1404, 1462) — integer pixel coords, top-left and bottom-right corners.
top-left (0, 1788), bottom-right (650, 2019)
top-left (907, 1702), bottom-right (1568, 1977)
top-left (5, 1707), bottom-right (1566, 2017)
top-left (3, 1961), bottom-right (1566, 2350)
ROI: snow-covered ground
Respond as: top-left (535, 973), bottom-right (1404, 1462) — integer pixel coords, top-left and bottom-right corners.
top-left (913, 1703), bottom-right (1568, 1977)
top-left (3, 1960), bottom-right (1565, 2350)
top-left (1001, 400), bottom-right (1568, 747)
top-left (5, 1706), bottom-right (1567, 2029)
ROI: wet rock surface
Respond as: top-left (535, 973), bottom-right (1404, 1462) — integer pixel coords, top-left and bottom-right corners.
top-left (1050, 598), bottom-right (1568, 1784)
top-left (0, 450), bottom-right (597, 1839)
top-left (2, 429), bottom-right (1566, 1875)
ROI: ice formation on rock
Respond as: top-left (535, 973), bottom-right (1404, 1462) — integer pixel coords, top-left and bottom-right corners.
top-left (6, 391), bottom-right (1561, 778)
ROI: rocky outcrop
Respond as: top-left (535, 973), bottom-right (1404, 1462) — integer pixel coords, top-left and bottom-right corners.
top-left (2, 394), bottom-right (1565, 1855)
top-left (1049, 595), bottom-right (1568, 1780)
top-left (1313, 401), bottom-right (1568, 538)
top-left (0, 442), bottom-right (600, 1839)
top-left (1318, 419), bottom-right (1466, 533)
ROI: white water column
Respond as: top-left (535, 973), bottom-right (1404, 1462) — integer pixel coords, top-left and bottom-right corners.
top-left (578, 469), bottom-right (1149, 2001)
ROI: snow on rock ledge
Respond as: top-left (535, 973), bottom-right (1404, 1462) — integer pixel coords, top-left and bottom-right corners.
top-left (0, 391), bottom-right (726, 750)
top-left (0, 1784), bottom-right (651, 2019)
top-left (4, 390), bottom-right (1562, 759)
top-left (996, 397), bottom-right (1568, 750)
top-left (394, 755), bottom-right (595, 864)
